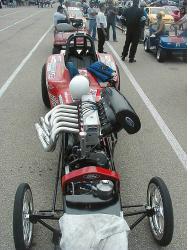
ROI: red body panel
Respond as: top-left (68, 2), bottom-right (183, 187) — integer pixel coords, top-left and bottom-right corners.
top-left (46, 53), bottom-right (120, 107)
top-left (61, 166), bottom-right (120, 192)
top-left (54, 30), bottom-right (87, 46)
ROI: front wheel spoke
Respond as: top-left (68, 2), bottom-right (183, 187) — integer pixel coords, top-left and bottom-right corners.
top-left (159, 200), bottom-right (164, 216)
top-left (153, 215), bottom-right (159, 230)
top-left (154, 189), bottom-right (160, 203)
top-left (158, 214), bottom-right (164, 232)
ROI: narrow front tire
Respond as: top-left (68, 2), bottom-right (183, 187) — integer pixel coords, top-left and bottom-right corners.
top-left (13, 183), bottom-right (34, 250)
top-left (147, 177), bottom-right (174, 246)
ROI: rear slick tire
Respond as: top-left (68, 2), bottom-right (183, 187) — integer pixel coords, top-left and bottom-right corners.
top-left (13, 183), bottom-right (34, 250)
top-left (183, 54), bottom-right (187, 62)
top-left (116, 65), bottom-right (120, 91)
top-left (41, 63), bottom-right (50, 108)
top-left (144, 38), bottom-right (150, 52)
top-left (147, 177), bottom-right (174, 246)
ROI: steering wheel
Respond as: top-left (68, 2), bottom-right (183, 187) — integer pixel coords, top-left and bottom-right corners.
top-left (71, 19), bottom-right (83, 29)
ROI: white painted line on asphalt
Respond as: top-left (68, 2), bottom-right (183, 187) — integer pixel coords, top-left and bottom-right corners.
top-left (0, 24), bottom-right (53, 99)
top-left (0, 10), bottom-right (46, 32)
top-left (0, 10), bottom-right (22, 17)
top-left (107, 41), bottom-right (187, 170)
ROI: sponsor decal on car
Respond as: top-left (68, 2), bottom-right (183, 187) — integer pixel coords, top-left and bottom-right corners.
top-left (169, 37), bottom-right (184, 43)
top-left (49, 92), bottom-right (59, 106)
top-left (83, 174), bottom-right (100, 179)
top-left (90, 88), bottom-right (97, 98)
top-left (47, 57), bottom-right (58, 79)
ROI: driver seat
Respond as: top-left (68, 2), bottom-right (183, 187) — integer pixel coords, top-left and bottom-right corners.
top-left (66, 36), bottom-right (97, 69)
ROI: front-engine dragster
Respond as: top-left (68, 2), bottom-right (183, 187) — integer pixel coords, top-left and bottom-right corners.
top-left (13, 83), bottom-right (173, 250)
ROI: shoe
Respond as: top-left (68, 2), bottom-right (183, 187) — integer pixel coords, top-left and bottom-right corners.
top-left (129, 58), bottom-right (136, 63)
top-left (121, 55), bottom-right (125, 61)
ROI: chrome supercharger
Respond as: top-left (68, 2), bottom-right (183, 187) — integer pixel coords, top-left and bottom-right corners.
top-left (13, 88), bottom-right (174, 250)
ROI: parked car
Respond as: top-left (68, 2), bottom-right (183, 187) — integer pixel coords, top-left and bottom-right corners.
top-left (149, 0), bottom-right (168, 6)
top-left (168, 0), bottom-right (178, 5)
top-left (144, 24), bottom-right (187, 62)
top-left (28, 0), bottom-right (37, 5)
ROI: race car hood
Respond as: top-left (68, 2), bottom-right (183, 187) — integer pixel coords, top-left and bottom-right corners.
top-left (160, 35), bottom-right (187, 49)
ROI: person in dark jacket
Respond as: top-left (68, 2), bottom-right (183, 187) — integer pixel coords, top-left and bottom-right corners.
top-left (139, 1), bottom-right (147, 42)
top-left (121, 0), bottom-right (143, 63)
top-left (106, 0), bottom-right (118, 42)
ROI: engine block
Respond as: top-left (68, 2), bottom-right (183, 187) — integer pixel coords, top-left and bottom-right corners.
top-left (79, 95), bottom-right (101, 156)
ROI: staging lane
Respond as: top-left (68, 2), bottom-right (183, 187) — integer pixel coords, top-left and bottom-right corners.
top-left (0, 7), bottom-right (54, 88)
top-left (106, 28), bottom-right (187, 151)
top-left (0, 11), bottom-right (186, 250)
top-left (0, 7), bottom-right (47, 30)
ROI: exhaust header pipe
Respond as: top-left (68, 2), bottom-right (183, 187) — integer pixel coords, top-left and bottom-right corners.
top-left (35, 104), bottom-right (79, 152)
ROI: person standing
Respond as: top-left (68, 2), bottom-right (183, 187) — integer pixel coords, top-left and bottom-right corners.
top-left (82, 0), bottom-right (89, 15)
top-left (139, 1), bottom-right (147, 43)
top-left (178, 7), bottom-right (187, 31)
top-left (88, 1), bottom-right (97, 40)
top-left (121, 0), bottom-right (143, 63)
top-left (96, 3), bottom-right (107, 53)
top-left (106, 0), bottom-right (118, 42)
top-left (154, 11), bottom-right (166, 37)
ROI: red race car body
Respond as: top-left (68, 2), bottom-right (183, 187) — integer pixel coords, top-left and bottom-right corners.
top-left (53, 7), bottom-right (88, 53)
top-left (43, 34), bottom-right (120, 109)
top-left (45, 52), bottom-right (120, 107)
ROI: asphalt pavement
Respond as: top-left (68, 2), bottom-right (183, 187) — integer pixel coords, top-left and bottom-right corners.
top-left (0, 6), bottom-right (187, 250)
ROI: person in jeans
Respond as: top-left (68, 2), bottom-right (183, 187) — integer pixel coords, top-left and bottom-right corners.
top-left (96, 4), bottom-right (107, 53)
top-left (106, 0), bottom-right (117, 42)
top-left (121, 0), bottom-right (143, 63)
top-left (88, 1), bottom-right (97, 40)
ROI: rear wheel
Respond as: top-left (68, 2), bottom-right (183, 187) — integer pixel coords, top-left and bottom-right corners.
top-left (156, 47), bottom-right (165, 62)
top-left (41, 63), bottom-right (50, 108)
top-left (144, 38), bottom-right (150, 52)
top-left (147, 177), bottom-right (174, 246)
top-left (116, 65), bottom-right (120, 91)
top-left (13, 183), bottom-right (34, 250)
top-left (183, 53), bottom-right (187, 62)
